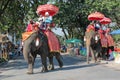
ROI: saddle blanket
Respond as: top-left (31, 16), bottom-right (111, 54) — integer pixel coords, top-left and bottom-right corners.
top-left (22, 31), bottom-right (35, 41)
top-left (44, 30), bottom-right (60, 52)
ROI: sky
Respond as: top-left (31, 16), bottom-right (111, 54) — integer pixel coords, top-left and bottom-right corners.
top-left (51, 27), bottom-right (68, 37)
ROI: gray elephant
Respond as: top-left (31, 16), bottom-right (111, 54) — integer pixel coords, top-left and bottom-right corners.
top-left (84, 30), bottom-right (102, 64)
top-left (22, 31), bottom-right (63, 74)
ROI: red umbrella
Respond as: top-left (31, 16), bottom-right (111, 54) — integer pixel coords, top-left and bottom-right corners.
top-left (37, 4), bottom-right (59, 16)
top-left (88, 12), bottom-right (105, 21)
top-left (99, 17), bottom-right (111, 24)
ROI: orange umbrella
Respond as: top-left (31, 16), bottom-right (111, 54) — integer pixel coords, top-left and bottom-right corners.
top-left (99, 17), bottom-right (111, 24)
top-left (88, 12), bottom-right (105, 21)
top-left (37, 4), bottom-right (59, 16)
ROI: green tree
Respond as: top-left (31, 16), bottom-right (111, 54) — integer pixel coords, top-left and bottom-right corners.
top-left (54, 0), bottom-right (120, 40)
top-left (0, 0), bottom-right (120, 41)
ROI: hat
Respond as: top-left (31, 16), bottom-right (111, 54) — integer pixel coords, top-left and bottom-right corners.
top-left (45, 12), bottom-right (49, 15)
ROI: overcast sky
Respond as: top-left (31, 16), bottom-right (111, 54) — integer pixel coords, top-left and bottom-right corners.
top-left (51, 27), bottom-right (68, 37)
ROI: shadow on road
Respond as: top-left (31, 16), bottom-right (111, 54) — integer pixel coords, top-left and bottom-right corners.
top-left (0, 75), bottom-right (15, 80)
top-left (0, 54), bottom-right (100, 74)
top-left (33, 63), bottom-right (99, 74)
top-left (60, 55), bottom-right (86, 65)
top-left (60, 63), bottom-right (99, 70)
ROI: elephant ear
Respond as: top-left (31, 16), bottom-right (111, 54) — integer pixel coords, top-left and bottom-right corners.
top-left (35, 38), bottom-right (40, 47)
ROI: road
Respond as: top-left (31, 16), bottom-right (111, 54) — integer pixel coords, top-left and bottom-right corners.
top-left (0, 54), bottom-right (120, 80)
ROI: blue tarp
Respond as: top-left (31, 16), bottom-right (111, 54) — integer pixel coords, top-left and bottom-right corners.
top-left (110, 29), bottom-right (120, 35)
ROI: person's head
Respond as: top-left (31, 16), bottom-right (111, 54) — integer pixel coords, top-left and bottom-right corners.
top-left (30, 19), bottom-right (34, 24)
top-left (39, 14), bottom-right (43, 18)
top-left (45, 12), bottom-right (49, 17)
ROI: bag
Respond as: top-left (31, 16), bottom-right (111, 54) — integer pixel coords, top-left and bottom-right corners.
top-left (108, 52), bottom-right (114, 61)
top-left (113, 51), bottom-right (117, 58)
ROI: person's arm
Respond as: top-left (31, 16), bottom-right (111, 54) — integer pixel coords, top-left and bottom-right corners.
top-left (49, 16), bottom-right (52, 21)
top-left (26, 24), bottom-right (30, 32)
top-left (43, 17), bottom-right (46, 22)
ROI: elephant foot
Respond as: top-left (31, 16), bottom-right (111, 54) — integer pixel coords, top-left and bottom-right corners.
top-left (94, 60), bottom-right (97, 63)
top-left (96, 58), bottom-right (101, 63)
top-left (48, 64), bottom-right (54, 70)
top-left (41, 69), bottom-right (48, 72)
top-left (58, 60), bottom-right (63, 68)
top-left (41, 68), bottom-right (48, 72)
top-left (59, 63), bottom-right (63, 68)
top-left (90, 60), bottom-right (97, 64)
top-left (26, 71), bottom-right (33, 74)
top-left (87, 61), bottom-right (90, 64)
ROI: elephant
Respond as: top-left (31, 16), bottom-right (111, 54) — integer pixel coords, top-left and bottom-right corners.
top-left (22, 31), bottom-right (63, 74)
top-left (90, 32), bottom-right (102, 61)
top-left (0, 41), bottom-right (15, 61)
top-left (84, 30), bottom-right (102, 64)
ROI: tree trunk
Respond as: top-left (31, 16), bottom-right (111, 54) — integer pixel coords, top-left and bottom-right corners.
top-left (62, 28), bottom-right (68, 39)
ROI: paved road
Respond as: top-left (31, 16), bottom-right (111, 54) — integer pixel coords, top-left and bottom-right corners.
top-left (0, 54), bottom-right (120, 80)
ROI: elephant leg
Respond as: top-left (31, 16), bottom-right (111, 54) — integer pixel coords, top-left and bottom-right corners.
top-left (2, 50), bottom-right (5, 60)
top-left (55, 52), bottom-right (63, 68)
top-left (4, 52), bottom-right (7, 61)
top-left (90, 47), bottom-right (96, 63)
top-left (27, 54), bottom-right (36, 74)
top-left (95, 52), bottom-right (100, 62)
top-left (48, 56), bottom-right (54, 70)
top-left (40, 54), bottom-right (48, 72)
top-left (98, 52), bottom-right (102, 62)
top-left (95, 51), bottom-right (98, 59)
top-left (86, 46), bottom-right (90, 64)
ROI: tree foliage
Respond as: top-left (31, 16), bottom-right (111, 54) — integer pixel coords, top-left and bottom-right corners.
top-left (0, 0), bottom-right (119, 40)
top-left (54, 0), bottom-right (120, 39)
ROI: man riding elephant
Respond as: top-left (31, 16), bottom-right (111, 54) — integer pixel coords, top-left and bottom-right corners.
top-left (38, 12), bottom-right (60, 53)
top-left (22, 12), bottom-right (63, 74)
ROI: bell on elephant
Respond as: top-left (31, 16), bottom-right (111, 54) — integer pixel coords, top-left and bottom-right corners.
top-left (35, 38), bottom-right (40, 47)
